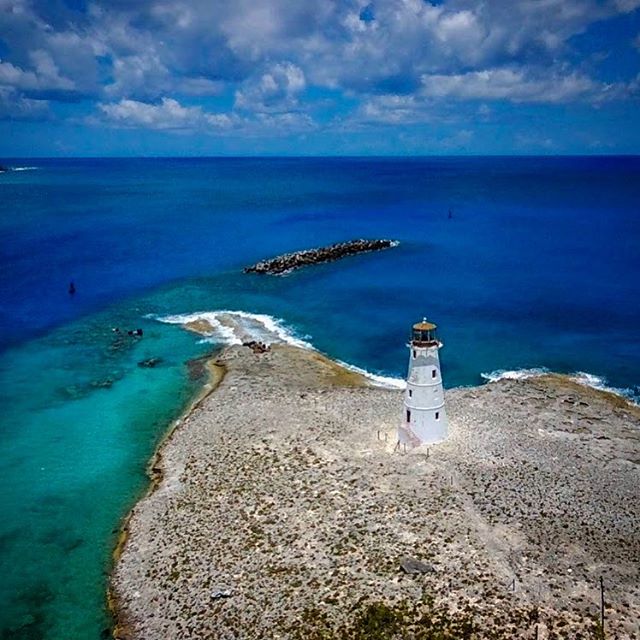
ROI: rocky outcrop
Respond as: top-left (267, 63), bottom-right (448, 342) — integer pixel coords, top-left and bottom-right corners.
top-left (243, 340), bottom-right (270, 354)
top-left (244, 238), bottom-right (399, 275)
top-left (111, 345), bottom-right (640, 640)
top-left (0, 165), bottom-right (8, 173)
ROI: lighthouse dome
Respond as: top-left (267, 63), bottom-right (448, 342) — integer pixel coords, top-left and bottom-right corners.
top-left (413, 319), bottom-right (436, 331)
top-left (411, 318), bottom-right (438, 346)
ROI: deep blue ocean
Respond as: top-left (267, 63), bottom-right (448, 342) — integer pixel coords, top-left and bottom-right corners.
top-left (1, 157), bottom-right (639, 638)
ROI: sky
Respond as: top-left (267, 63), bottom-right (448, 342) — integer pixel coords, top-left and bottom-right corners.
top-left (0, 0), bottom-right (639, 156)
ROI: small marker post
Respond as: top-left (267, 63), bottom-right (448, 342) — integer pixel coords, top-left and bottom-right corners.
top-left (600, 576), bottom-right (605, 638)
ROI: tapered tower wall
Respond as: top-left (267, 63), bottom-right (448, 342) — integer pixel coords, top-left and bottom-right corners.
top-left (399, 320), bottom-right (448, 445)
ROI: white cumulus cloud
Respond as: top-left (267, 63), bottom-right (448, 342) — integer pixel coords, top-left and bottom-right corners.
top-left (1, 0), bottom-right (639, 131)
top-left (421, 68), bottom-right (606, 103)
top-left (235, 62), bottom-right (306, 112)
top-left (0, 52), bottom-right (74, 92)
top-left (97, 97), bottom-right (234, 130)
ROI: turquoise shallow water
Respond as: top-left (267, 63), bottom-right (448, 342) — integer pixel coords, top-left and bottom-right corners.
top-left (0, 306), bottom-right (211, 638)
top-left (0, 157), bottom-right (639, 638)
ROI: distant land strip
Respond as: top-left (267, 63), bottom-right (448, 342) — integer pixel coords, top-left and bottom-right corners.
top-left (243, 238), bottom-right (399, 275)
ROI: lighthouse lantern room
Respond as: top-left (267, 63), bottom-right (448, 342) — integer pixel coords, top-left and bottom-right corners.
top-left (399, 318), bottom-right (448, 446)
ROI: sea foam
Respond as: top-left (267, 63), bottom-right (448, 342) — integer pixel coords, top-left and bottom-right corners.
top-left (156, 310), bottom-right (405, 389)
top-left (480, 367), bottom-right (550, 382)
top-left (481, 367), bottom-right (639, 405)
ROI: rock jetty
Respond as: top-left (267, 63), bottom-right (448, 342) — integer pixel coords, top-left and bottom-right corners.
top-left (243, 238), bottom-right (398, 275)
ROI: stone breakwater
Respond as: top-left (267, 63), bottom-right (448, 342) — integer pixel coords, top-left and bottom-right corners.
top-left (111, 345), bottom-right (640, 640)
top-left (243, 239), bottom-right (398, 275)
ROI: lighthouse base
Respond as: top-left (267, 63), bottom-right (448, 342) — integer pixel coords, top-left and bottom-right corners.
top-left (398, 418), bottom-right (448, 447)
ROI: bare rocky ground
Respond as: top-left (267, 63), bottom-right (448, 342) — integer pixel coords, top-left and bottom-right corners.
top-left (111, 344), bottom-right (640, 640)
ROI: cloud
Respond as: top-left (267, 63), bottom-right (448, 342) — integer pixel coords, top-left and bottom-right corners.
top-left (0, 85), bottom-right (50, 119)
top-left (0, 52), bottom-right (74, 92)
top-left (105, 52), bottom-right (173, 100)
top-left (93, 95), bottom-right (318, 136)
top-left (614, 0), bottom-right (640, 12)
top-left (235, 62), bottom-right (306, 112)
top-left (420, 68), bottom-right (613, 104)
top-left (4, 0), bottom-right (638, 101)
top-left (356, 94), bottom-right (432, 125)
top-left (1, 0), bottom-right (639, 132)
top-left (296, 0), bottom-right (640, 93)
top-left (96, 97), bottom-right (234, 130)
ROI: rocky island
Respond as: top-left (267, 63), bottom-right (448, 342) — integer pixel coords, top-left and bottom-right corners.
top-left (110, 314), bottom-right (640, 640)
top-left (243, 239), bottom-right (398, 275)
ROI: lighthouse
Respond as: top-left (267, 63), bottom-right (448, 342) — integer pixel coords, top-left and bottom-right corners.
top-left (399, 318), bottom-right (448, 446)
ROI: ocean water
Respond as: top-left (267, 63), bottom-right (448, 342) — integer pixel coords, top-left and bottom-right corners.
top-left (0, 156), bottom-right (639, 638)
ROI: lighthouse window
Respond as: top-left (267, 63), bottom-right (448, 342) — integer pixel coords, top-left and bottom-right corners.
top-left (408, 389), bottom-right (412, 397)
top-left (432, 369), bottom-right (437, 379)
top-left (406, 409), bottom-right (411, 422)
top-left (413, 350), bottom-right (417, 359)
top-left (435, 412), bottom-right (440, 420)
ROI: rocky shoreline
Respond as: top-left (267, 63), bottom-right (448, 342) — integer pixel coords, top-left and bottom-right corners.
top-left (243, 239), bottom-right (398, 275)
top-left (110, 339), bottom-right (640, 639)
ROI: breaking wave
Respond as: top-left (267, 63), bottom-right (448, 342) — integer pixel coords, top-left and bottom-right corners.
top-left (481, 367), bottom-right (639, 405)
top-left (155, 309), bottom-right (405, 389)
top-left (157, 310), bottom-right (313, 349)
top-left (335, 360), bottom-right (406, 389)
top-left (480, 367), bottom-right (550, 382)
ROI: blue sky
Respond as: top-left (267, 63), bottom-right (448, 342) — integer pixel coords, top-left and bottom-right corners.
top-left (0, 0), bottom-right (639, 156)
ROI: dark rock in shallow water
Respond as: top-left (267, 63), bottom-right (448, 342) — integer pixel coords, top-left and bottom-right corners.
top-left (243, 238), bottom-right (399, 275)
top-left (0, 165), bottom-right (8, 173)
top-left (187, 354), bottom-right (211, 380)
top-left (138, 357), bottom-right (163, 368)
top-left (90, 378), bottom-right (114, 390)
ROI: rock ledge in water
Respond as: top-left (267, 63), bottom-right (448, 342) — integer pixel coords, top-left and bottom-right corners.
top-left (243, 238), bottom-right (399, 275)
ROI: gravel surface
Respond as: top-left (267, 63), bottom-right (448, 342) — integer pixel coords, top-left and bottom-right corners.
top-left (111, 344), bottom-right (640, 640)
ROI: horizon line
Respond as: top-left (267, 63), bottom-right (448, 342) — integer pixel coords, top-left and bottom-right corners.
top-left (3, 153), bottom-right (640, 160)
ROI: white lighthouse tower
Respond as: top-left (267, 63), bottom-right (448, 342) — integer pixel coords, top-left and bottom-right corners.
top-left (399, 318), bottom-right (448, 446)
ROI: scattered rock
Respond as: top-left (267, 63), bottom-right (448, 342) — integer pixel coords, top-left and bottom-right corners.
top-left (399, 556), bottom-right (434, 574)
top-left (243, 340), bottom-right (270, 354)
top-left (90, 378), bottom-right (114, 389)
top-left (244, 239), bottom-right (399, 275)
top-left (138, 358), bottom-right (163, 369)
